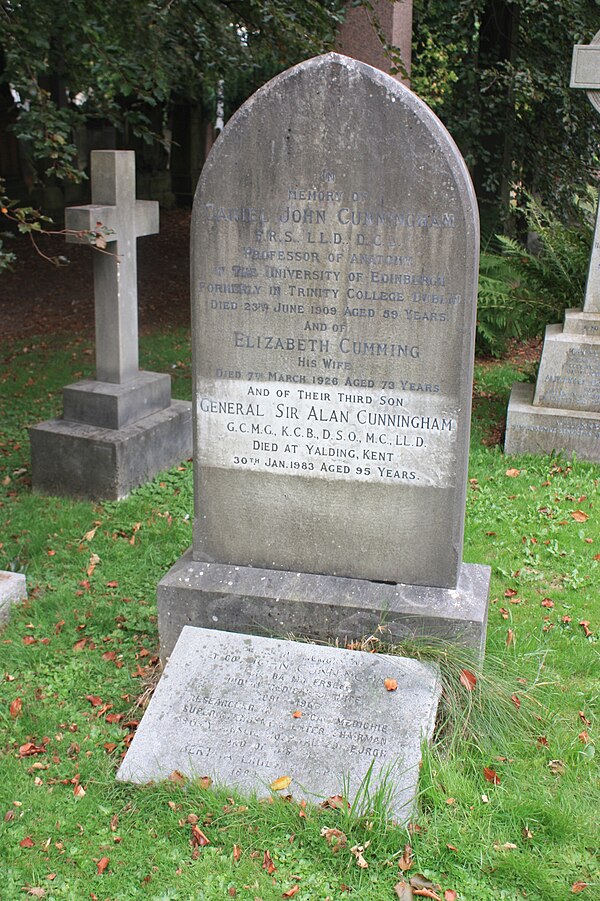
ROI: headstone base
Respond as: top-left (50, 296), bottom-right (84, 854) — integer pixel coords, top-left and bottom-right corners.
top-left (505, 382), bottom-right (600, 461)
top-left (157, 549), bottom-right (490, 663)
top-left (0, 571), bottom-right (27, 624)
top-left (117, 625), bottom-right (441, 820)
top-left (30, 400), bottom-right (192, 501)
top-left (63, 371), bottom-right (171, 429)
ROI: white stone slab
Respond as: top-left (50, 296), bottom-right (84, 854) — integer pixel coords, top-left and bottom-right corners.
top-left (118, 626), bottom-right (441, 818)
top-left (0, 571), bottom-right (27, 624)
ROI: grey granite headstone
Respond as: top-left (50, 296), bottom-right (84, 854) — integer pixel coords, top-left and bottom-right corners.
top-left (29, 151), bottom-right (192, 500)
top-left (505, 31), bottom-right (600, 461)
top-left (158, 53), bottom-right (489, 657)
top-left (0, 571), bottom-right (27, 624)
top-left (118, 625), bottom-right (441, 819)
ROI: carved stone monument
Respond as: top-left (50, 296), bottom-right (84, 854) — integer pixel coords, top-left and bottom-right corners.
top-left (505, 32), bottom-right (600, 461)
top-left (157, 53), bottom-right (490, 659)
top-left (119, 53), bottom-right (489, 815)
top-left (30, 151), bottom-right (192, 500)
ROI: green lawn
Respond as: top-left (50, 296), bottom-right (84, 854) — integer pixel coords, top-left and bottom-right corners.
top-left (0, 331), bottom-right (597, 900)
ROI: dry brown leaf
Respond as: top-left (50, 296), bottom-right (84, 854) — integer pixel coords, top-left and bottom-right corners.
top-left (20, 836), bottom-right (35, 848)
top-left (198, 775), bottom-right (212, 789)
top-left (320, 794), bottom-right (349, 810)
top-left (483, 767), bottom-right (501, 785)
top-left (282, 887), bottom-right (300, 898)
top-left (459, 669), bottom-right (476, 691)
top-left (541, 598), bottom-right (554, 608)
top-left (350, 842), bottom-right (369, 869)
top-left (572, 881), bottom-right (589, 893)
top-left (505, 468), bottom-right (521, 477)
top-left (511, 694), bottom-right (521, 710)
top-left (10, 697), bottom-right (22, 718)
top-left (73, 784), bottom-right (86, 798)
top-left (398, 843), bottom-right (413, 872)
top-left (506, 628), bottom-right (515, 647)
top-left (191, 825), bottom-right (210, 847)
top-left (83, 527), bottom-right (97, 543)
top-left (292, 710), bottom-right (302, 718)
top-left (395, 882), bottom-right (414, 901)
top-left (384, 677), bottom-right (399, 691)
top-left (96, 856), bottom-right (109, 874)
top-left (320, 827), bottom-right (347, 853)
top-left (24, 889), bottom-right (46, 898)
top-left (579, 621), bottom-right (593, 638)
top-left (548, 759), bottom-right (565, 776)
top-left (262, 849), bottom-right (276, 874)
top-left (86, 553), bottom-right (100, 577)
top-left (270, 775), bottom-right (292, 792)
top-left (494, 841), bottom-right (518, 851)
top-left (571, 510), bottom-right (589, 523)
top-left (233, 843), bottom-right (241, 862)
top-left (168, 770), bottom-right (186, 785)
top-left (444, 891), bottom-right (457, 901)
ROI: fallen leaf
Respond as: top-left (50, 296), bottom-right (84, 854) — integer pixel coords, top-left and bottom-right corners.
top-left (86, 553), bottom-right (100, 577)
top-left (410, 874), bottom-right (442, 899)
top-left (73, 784), bottom-right (86, 798)
top-left (444, 892), bottom-right (457, 901)
top-left (398, 843), bottom-right (413, 871)
top-left (350, 843), bottom-right (369, 869)
top-left (233, 844), bottom-right (241, 862)
top-left (106, 580), bottom-right (118, 588)
top-left (537, 736), bottom-right (549, 747)
top-left (511, 694), bottom-right (521, 710)
top-left (320, 794), bottom-right (349, 810)
top-left (446, 844), bottom-right (458, 852)
top-left (541, 598), bottom-right (554, 608)
top-left (505, 468), bottom-right (520, 477)
top-left (86, 694), bottom-right (103, 707)
top-left (72, 638), bottom-right (87, 651)
top-left (506, 628), bottom-right (515, 647)
top-left (572, 882), bottom-right (589, 893)
top-left (270, 775), bottom-right (292, 792)
top-left (24, 888), bottom-right (46, 898)
top-left (578, 731), bottom-right (590, 744)
top-left (96, 856), bottom-right (109, 874)
top-left (384, 678), bottom-right (398, 691)
top-left (320, 827), bottom-right (347, 853)
top-left (10, 697), bottom-right (22, 717)
top-left (504, 588), bottom-right (518, 598)
top-left (571, 510), bottom-right (589, 523)
top-left (499, 607), bottom-right (509, 619)
top-left (262, 849), bottom-right (276, 874)
top-left (168, 770), bottom-right (186, 785)
top-left (83, 528), bottom-right (97, 542)
top-left (579, 621), bottom-right (593, 638)
top-left (548, 759), bottom-right (565, 776)
top-left (282, 886), bottom-right (300, 898)
top-left (20, 836), bottom-right (35, 848)
top-left (494, 842), bottom-right (518, 851)
top-left (579, 711), bottom-right (591, 726)
top-left (292, 710), bottom-right (302, 718)
top-left (395, 881), bottom-right (414, 900)
top-left (459, 669), bottom-right (476, 691)
top-left (19, 742), bottom-right (46, 758)
top-left (483, 767), bottom-right (501, 785)
top-left (522, 827), bottom-right (533, 839)
top-left (191, 825), bottom-right (210, 847)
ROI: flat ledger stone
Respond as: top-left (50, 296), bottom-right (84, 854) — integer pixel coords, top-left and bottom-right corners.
top-left (118, 626), bottom-right (441, 817)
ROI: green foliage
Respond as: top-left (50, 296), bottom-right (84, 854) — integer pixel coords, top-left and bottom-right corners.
top-left (412, 0), bottom-right (600, 226)
top-left (476, 192), bottom-right (596, 355)
top-left (1, 0), bottom-right (345, 187)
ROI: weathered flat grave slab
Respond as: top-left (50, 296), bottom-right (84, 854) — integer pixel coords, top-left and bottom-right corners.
top-left (0, 571), bottom-right (27, 624)
top-left (118, 626), bottom-right (441, 818)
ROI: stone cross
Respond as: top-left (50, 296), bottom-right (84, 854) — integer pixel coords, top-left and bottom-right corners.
top-left (65, 151), bottom-right (159, 383)
top-left (571, 30), bottom-right (600, 313)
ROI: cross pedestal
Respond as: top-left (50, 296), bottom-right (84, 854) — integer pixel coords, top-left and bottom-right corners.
top-left (505, 31), bottom-right (600, 461)
top-left (30, 151), bottom-right (192, 500)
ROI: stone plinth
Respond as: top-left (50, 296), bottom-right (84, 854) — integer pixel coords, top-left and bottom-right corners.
top-left (158, 552), bottom-right (490, 663)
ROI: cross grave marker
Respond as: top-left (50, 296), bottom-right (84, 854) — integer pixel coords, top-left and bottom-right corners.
top-left (29, 150), bottom-right (192, 500)
top-left (65, 150), bottom-right (159, 383)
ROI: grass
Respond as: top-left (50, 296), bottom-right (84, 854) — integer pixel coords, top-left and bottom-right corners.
top-left (0, 330), bottom-right (598, 900)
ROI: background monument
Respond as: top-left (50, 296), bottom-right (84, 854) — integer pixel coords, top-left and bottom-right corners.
top-left (30, 151), bottom-right (192, 500)
top-left (505, 31), bottom-right (600, 461)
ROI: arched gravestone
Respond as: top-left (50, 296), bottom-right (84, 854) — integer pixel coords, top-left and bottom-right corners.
top-left (158, 54), bottom-right (490, 657)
